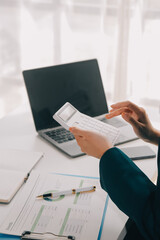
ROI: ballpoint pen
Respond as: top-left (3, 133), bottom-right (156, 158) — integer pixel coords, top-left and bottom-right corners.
top-left (36, 185), bottom-right (96, 199)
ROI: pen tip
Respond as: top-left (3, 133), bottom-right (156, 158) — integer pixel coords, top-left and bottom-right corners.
top-left (36, 195), bottom-right (43, 199)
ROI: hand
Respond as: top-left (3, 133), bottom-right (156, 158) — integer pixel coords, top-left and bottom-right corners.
top-left (106, 101), bottom-right (160, 145)
top-left (69, 127), bottom-right (113, 159)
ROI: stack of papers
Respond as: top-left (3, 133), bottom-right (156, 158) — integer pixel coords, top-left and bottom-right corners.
top-left (0, 172), bottom-right (108, 240)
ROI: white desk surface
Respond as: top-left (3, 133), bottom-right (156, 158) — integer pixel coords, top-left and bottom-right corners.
top-left (0, 104), bottom-right (158, 240)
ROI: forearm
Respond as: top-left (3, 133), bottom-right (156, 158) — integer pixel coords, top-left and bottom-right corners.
top-left (99, 147), bottom-right (156, 222)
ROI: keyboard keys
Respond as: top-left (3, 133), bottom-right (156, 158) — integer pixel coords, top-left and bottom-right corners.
top-left (45, 129), bottom-right (75, 144)
top-left (73, 115), bottom-right (119, 145)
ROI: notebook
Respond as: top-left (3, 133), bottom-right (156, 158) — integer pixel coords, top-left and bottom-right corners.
top-left (0, 149), bottom-right (43, 203)
top-left (23, 59), bottom-right (138, 158)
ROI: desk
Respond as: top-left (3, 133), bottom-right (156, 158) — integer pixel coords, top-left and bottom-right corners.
top-left (0, 104), bottom-right (158, 240)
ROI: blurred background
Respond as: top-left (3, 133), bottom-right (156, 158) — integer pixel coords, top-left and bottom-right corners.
top-left (0, 0), bottom-right (160, 121)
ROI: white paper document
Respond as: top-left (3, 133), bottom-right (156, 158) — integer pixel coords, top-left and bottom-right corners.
top-left (0, 149), bottom-right (43, 203)
top-left (0, 171), bottom-right (108, 240)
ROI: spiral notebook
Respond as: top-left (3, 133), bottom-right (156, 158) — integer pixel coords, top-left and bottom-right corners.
top-left (0, 149), bottom-right (43, 203)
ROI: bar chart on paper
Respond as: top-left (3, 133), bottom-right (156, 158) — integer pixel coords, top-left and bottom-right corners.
top-left (0, 172), bottom-right (108, 240)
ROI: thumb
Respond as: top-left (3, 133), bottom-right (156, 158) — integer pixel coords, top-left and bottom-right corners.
top-left (69, 127), bottom-right (88, 137)
top-left (122, 113), bottom-right (139, 129)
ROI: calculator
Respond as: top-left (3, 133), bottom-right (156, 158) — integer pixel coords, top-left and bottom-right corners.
top-left (53, 102), bottom-right (120, 145)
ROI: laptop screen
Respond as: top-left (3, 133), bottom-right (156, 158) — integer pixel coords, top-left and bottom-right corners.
top-left (23, 59), bottom-right (108, 131)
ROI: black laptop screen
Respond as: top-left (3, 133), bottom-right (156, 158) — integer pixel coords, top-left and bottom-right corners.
top-left (23, 59), bottom-right (108, 131)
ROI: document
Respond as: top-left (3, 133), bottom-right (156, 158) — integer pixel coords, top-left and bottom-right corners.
top-left (0, 149), bottom-right (43, 203)
top-left (0, 171), bottom-right (108, 240)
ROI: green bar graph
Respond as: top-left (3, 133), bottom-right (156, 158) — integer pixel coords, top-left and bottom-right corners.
top-left (73, 180), bottom-right (84, 204)
top-left (31, 205), bottom-right (45, 232)
top-left (59, 208), bottom-right (71, 235)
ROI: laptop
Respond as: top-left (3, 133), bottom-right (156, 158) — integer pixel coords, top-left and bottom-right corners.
top-left (23, 59), bottom-right (138, 157)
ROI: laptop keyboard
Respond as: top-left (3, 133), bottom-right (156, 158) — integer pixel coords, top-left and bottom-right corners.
top-left (45, 128), bottom-right (75, 144)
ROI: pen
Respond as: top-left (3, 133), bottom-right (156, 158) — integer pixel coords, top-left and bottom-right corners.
top-left (36, 185), bottom-right (96, 199)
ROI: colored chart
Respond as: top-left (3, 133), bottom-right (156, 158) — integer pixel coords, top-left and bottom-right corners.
top-left (44, 190), bottom-right (65, 202)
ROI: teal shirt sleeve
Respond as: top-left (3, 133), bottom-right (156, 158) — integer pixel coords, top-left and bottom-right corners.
top-left (99, 146), bottom-right (160, 240)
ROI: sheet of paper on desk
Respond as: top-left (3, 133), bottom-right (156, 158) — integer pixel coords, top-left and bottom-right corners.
top-left (0, 170), bottom-right (26, 203)
top-left (0, 149), bottom-right (43, 173)
top-left (0, 149), bottom-right (43, 203)
top-left (0, 171), bottom-right (108, 240)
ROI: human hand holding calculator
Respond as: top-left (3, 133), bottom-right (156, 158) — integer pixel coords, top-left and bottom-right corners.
top-left (53, 102), bottom-right (120, 145)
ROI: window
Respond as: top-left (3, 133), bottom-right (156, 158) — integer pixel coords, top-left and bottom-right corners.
top-left (0, 0), bottom-right (160, 118)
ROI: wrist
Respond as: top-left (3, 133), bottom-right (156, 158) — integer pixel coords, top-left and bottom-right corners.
top-left (99, 145), bottom-right (113, 159)
top-left (150, 128), bottom-right (160, 145)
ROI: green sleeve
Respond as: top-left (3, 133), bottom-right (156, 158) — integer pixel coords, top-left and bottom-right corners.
top-left (99, 147), bottom-right (159, 239)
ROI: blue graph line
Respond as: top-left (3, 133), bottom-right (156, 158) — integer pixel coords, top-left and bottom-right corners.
top-left (50, 172), bottom-right (100, 179)
top-left (97, 194), bottom-right (109, 240)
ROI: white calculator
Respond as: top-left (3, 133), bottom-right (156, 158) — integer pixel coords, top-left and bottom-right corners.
top-left (53, 102), bottom-right (120, 145)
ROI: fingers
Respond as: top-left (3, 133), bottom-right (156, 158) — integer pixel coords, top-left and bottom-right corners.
top-left (106, 107), bottom-right (131, 119)
top-left (110, 101), bottom-right (135, 109)
top-left (106, 101), bottom-right (146, 121)
top-left (74, 135), bottom-right (85, 148)
top-left (70, 128), bottom-right (87, 153)
top-left (110, 101), bottom-right (142, 116)
top-left (69, 127), bottom-right (89, 137)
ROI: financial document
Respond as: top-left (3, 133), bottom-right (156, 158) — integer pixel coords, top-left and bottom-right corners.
top-left (0, 171), bottom-right (108, 240)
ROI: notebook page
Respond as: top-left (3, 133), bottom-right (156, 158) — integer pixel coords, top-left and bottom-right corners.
top-left (0, 149), bottom-right (43, 174)
top-left (0, 169), bottom-right (26, 203)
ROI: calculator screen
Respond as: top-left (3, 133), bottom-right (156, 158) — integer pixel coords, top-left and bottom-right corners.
top-left (58, 105), bottom-right (76, 122)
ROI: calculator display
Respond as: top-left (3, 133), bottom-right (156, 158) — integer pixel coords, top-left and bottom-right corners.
top-left (58, 105), bottom-right (76, 122)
